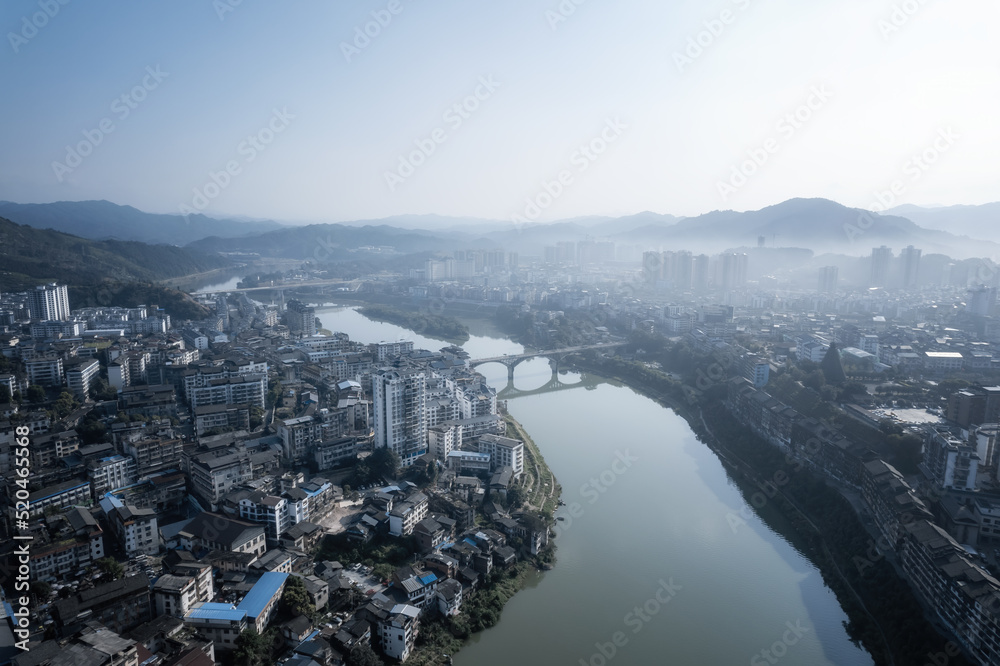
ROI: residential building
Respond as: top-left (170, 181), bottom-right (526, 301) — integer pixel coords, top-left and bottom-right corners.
top-left (28, 283), bottom-right (71, 321)
top-left (314, 436), bottom-right (362, 471)
top-left (817, 266), bottom-right (838, 293)
top-left (53, 574), bottom-right (153, 635)
top-left (28, 480), bottom-right (92, 517)
top-left (183, 603), bottom-right (248, 650)
top-left (189, 374), bottom-right (266, 410)
top-left (436, 578), bottom-right (463, 617)
top-left (87, 454), bottom-right (138, 500)
top-left (25, 354), bottom-right (63, 387)
top-left (286, 300), bottom-right (317, 337)
top-left (179, 512), bottom-right (266, 558)
top-left (114, 504), bottom-right (160, 556)
top-left (14, 625), bottom-right (139, 666)
top-left (373, 368), bottom-right (427, 467)
top-left (870, 246), bottom-right (892, 287)
top-left (478, 433), bottom-right (525, 480)
top-left (29, 507), bottom-right (106, 581)
top-left (65, 358), bottom-right (100, 400)
top-left (236, 571), bottom-right (289, 633)
top-left (925, 426), bottom-right (980, 492)
top-left (154, 574), bottom-right (200, 617)
top-left (900, 245), bottom-right (921, 288)
top-left (240, 492), bottom-right (292, 541)
top-left (375, 603), bottom-right (420, 662)
top-left (388, 492), bottom-right (429, 537)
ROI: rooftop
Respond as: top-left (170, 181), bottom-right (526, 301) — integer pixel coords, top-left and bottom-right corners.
top-left (236, 572), bottom-right (289, 618)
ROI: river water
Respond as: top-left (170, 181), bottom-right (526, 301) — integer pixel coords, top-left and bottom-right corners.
top-left (311, 305), bottom-right (873, 665)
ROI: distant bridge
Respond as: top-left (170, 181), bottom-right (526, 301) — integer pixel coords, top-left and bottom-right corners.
top-left (196, 280), bottom-right (362, 295)
top-left (496, 368), bottom-right (604, 400)
top-left (470, 342), bottom-right (627, 383)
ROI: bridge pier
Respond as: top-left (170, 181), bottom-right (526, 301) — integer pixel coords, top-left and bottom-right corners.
top-left (507, 364), bottom-right (515, 384)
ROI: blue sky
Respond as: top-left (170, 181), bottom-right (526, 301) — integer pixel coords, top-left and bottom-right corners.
top-left (1, 0), bottom-right (997, 223)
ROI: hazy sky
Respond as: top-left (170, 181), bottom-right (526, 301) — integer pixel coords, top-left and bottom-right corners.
top-left (2, 0), bottom-right (997, 223)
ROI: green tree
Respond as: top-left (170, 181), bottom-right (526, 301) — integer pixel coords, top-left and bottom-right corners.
top-left (267, 380), bottom-right (284, 410)
top-left (280, 575), bottom-right (313, 618)
top-left (31, 580), bottom-right (52, 603)
top-left (77, 416), bottom-right (107, 444)
top-left (887, 433), bottom-right (924, 474)
top-left (26, 385), bottom-right (46, 403)
top-left (372, 562), bottom-right (395, 582)
top-left (369, 447), bottom-right (400, 480)
top-left (53, 391), bottom-right (76, 418)
top-left (95, 557), bottom-right (124, 580)
top-left (233, 628), bottom-right (272, 666)
top-left (347, 644), bottom-right (385, 666)
top-left (249, 404), bottom-right (264, 429)
top-left (506, 485), bottom-right (526, 509)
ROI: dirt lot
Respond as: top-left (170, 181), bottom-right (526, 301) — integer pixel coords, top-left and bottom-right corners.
top-left (317, 499), bottom-right (365, 534)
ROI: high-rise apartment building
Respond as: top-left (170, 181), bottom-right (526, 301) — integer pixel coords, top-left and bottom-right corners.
top-left (285, 300), bottom-right (317, 337)
top-left (373, 368), bottom-right (427, 466)
top-left (870, 246), bottom-right (893, 287)
top-left (818, 266), bottom-right (838, 293)
top-left (28, 283), bottom-right (71, 321)
top-left (900, 245), bottom-right (922, 289)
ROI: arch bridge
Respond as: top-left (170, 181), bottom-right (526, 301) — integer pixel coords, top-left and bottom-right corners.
top-left (469, 342), bottom-right (627, 384)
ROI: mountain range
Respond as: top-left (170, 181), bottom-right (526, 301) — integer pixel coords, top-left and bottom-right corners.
top-left (0, 198), bottom-right (996, 261)
top-left (0, 200), bottom-right (283, 246)
top-left (0, 215), bottom-right (231, 291)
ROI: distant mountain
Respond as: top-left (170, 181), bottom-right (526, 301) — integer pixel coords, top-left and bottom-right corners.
top-left (616, 198), bottom-right (1000, 259)
top-left (0, 200), bottom-right (284, 245)
top-left (186, 223), bottom-right (476, 260)
top-left (886, 203), bottom-right (1000, 243)
top-left (0, 216), bottom-right (232, 291)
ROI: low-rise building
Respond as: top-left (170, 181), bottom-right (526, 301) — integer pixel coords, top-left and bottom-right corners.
top-left (108, 503), bottom-right (161, 557)
top-left (53, 573), bottom-right (153, 636)
top-left (388, 492), bottom-right (429, 537)
top-left (154, 574), bottom-right (200, 617)
top-left (179, 512), bottom-right (266, 559)
top-left (236, 571), bottom-right (289, 633)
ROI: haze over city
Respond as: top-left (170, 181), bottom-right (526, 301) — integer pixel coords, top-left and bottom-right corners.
top-left (2, 0), bottom-right (998, 223)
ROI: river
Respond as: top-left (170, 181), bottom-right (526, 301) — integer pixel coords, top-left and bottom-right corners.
top-left (315, 305), bottom-right (874, 665)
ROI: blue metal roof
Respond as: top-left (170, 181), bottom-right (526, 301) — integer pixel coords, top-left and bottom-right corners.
top-left (417, 572), bottom-right (437, 586)
top-left (237, 572), bottom-right (289, 618)
top-left (188, 602), bottom-right (246, 622)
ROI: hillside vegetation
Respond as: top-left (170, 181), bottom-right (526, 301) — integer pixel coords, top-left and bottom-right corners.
top-left (0, 216), bottom-right (231, 291)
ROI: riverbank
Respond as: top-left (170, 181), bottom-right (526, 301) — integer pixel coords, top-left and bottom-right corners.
top-left (405, 410), bottom-right (560, 665)
top-left (357, 304), bottom-right (470, 344)
top-left (563, 353), bottom-right (965, 666)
